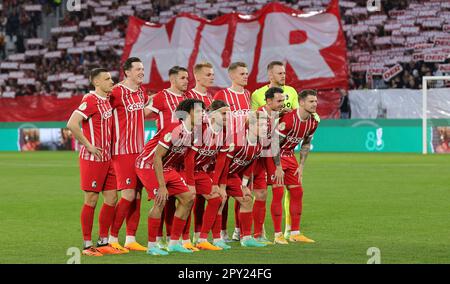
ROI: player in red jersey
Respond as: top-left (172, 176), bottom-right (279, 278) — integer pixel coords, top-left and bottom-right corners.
top-left (214, 113), bottom-right (268, 248)
top-left (147, 66), bottom-right (189, 130)
top-left (136, 98), bottom-right (205, 255)
top-left (185, 62), bottom-right (215, 108)
top-left (267, 89), bottom-right (320, 244)
top-left (252, 87), bottom-right (286, 244)
top-left (108, 57), bottom-right (149, 252)
top-left (67, 68), bottom-right (124, 256)
top-left (213, 62), bottom-right (252, 242)
top-left (180, 100), bottom-right (231, 251)
top-left (146, 66), bottom-right (189, 249)
top-left (184, 62), bottom-right (215, 244)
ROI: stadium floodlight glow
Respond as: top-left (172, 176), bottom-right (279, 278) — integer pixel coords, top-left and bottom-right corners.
top-left (422, 76), bottom-right (450, 154)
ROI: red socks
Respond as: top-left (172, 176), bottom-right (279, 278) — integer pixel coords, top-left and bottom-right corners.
top-left (81, 204), bottom-right (95, 241)
top-left (170, 216), bottom-right (187, 241)
top-left (239, 211), bottom-right (253, 238)
top-left (164, 197), bottom-right (176, 237)
top-left (110, 198), bottom-right (132, 237)
top-left (221, 197), bottom-right (229, 230)
top-left (98, 203), bottom-right (115, 239)
top-left (212, 214), bottom-right (222, 239)
top-left (126, 197), bottom-right (141, 236)
top-left (270, 186), bottom-right (284, 233)
top-left (182, 211), bottom-right (192, 240)
top-left (148, 217), bottom-right (161, 242)
top-left (200, 197), bottom-right (221, 239)
top-left (234, 200), bottom-right (241, 230)
top-left (252, 200), bottom-right (266, 238)
top-left (289, 186), bottom-right (303, 232)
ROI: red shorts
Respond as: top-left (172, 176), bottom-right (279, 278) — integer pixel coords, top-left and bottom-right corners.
top-left (136, 167), bottom-right (189, 200)
top-left (179, 171), bottom-right (213, 195)
top-left (226, 173), bottom-right (244, 197)
top-left (112, 154), bottom-right (142, 190)
top-left (252, 159), bottom-right (267, 190)
top-left (79, 159), bottom-right (116, 192)
top-left (266, 155), bottom-right (301, 186)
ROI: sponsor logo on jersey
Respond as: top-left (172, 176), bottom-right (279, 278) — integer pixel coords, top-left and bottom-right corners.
top-left (171, 146), bottom-right (185, 154)
top-left (102, 109), bottom-right (112, 119)
top-left (198, 149), bottom-right (219, 156)
top-left (232, 158), bottom-right (251, 167)
top-left (127, 102), bottom-right (145, 112)
top-left (232, 109), bottom-right (251, 117)
top-left (286, 136), bottom-right (303, 144)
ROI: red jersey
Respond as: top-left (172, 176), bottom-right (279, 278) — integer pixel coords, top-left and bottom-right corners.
top-left (213, 88), bottom-right (251, 133)
top-left (136, 122), bottom-right (192, 170)
top-left (148, 89), bottom-right (186, 130)
top-left (185, 88), bottom-right (213, 108)
top-left (226, 130), bottom-right (263, 175)
top-left (275, 109), bottom-right (319, 157)
top-left (74, 91), bottom-right (113, 162)
top-left (110, 84), bottom-right (149, 156)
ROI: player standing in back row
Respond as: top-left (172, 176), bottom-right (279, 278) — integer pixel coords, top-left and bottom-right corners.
top-left (251, 61), bottom-right (300, 241)
top-left (214, 62), bottom-right (252, 242)
top-left (108, 57), bottom-right (150, 252)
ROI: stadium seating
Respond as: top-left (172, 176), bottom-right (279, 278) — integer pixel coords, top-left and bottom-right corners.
top-left (0, 0), bottom-right (449, 98)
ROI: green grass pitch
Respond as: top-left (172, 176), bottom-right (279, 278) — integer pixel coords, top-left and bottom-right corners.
top-left (0, 152), bottom-right (449, 264)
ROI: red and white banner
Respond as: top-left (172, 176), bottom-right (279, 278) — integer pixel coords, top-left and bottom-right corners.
top-left (424, 54), bottom-right (447, 63)
top-left (383, 64), bottom-right (403, 82)
top-left (121, 1), bottom-right (348, 92)
top-left (438, 64), bottom-right (450, 73)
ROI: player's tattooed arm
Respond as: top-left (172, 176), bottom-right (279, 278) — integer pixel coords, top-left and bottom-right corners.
top-left (299, 135), bottom-right (313, 167)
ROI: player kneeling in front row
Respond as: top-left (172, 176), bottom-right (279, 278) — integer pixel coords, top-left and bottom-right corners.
top-left (214, 111), bottom-right (269, 248)
top-left (135, 99), bottom-right (205, 256)
top-left (67, 68), bottom-right (125, 256)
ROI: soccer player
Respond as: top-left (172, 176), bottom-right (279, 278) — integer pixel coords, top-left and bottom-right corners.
top-left (214, 62), bottom-right (252, 242)
top-left (67, 68), bottom-right (123, 256)
top-left (146, 66), bottom-right (189, 249)
top-left (181, 100), bottom-right (232, 251)
top-left (252, 87), bottom-right (286, 244)
top-left (251, 61), bottom-right (299, 240)
top-left (268, 89), bottom-right (320, 244)
top-left (214, 112), bottom-right (268, 248)
top-left (185, 62), bottom-right (215, 107)
top-left (185, 62), bottom-right (215, 244)
top-left (108, 57), bottom-right (149, 252)
top-left (147, 66), bottom-right (189, 130)
top-left (135, 98), bottom-right (205, 256)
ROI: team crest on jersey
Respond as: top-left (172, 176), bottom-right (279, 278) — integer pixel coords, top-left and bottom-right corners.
top-left (164, 133), bottom-right (172, 143)
top-left (126, 178), bottom-right (131, 185)
top-left (153, 188), bottom-right (158, 195)
top-left (228, 143), bottom-right (235, 152)
top-left (79, 102), bottom-right (87, 111)
top-left (279, 122), bottom-right (286, 131)
top-left (92, 181), bottom-right (97, 188)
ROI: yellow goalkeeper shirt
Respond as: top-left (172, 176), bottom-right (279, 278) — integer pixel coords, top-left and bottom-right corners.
top-left (251, 84), bottom-right (299, 110)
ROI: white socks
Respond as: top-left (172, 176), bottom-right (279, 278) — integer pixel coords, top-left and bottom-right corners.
top-left (125, 235), bottom-right (136, 245)
top-left (291, 230), bottom-right (300, 236)
top-left (84, 240), bottom-right (93, 248)
top-left (108, 236), bottom-right (118, 244)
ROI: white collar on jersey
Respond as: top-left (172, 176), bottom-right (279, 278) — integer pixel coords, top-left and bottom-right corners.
top-left (118, 83), bottom-right (139, 92)
top-left (89, 91), bottom-right (107, 101)
top-left (296, 108), bottom-right (311, 121)
top-left (165, 89), bottom-right (184, 97)
top-left (227, 87), bottom-right (245, 94)
top-left (191, 88), bottom-right (208, 97)
top-left (181, 121), bottom-right (193, 134)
